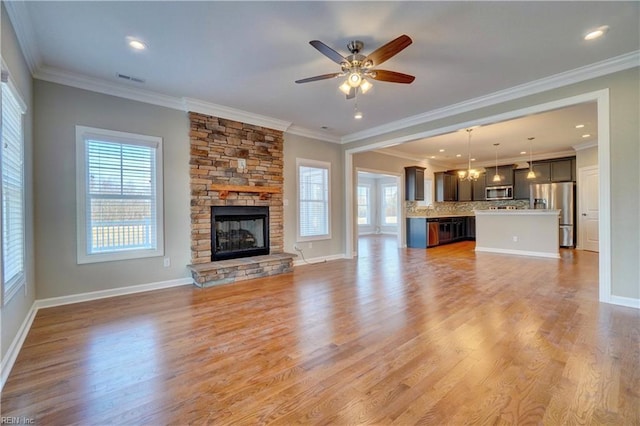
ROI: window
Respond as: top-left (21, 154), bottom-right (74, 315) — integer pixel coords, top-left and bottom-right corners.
top-left (381, 184), bottom-right (398, 225)
top-left (1, 78), bottom-right (27, 303)
top-left (76, 126), bottom-right (163, 264)
top-left (297, 159), bottom-right (330, 241)
top-left (357, 185), bottom-right (370, 225)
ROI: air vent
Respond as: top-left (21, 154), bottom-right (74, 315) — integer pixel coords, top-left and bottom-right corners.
top-left (116, 73), bottom-right (145, 84)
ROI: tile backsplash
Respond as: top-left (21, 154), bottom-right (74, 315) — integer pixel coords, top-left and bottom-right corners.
top-left (406, 200), bottom-right (530, 217)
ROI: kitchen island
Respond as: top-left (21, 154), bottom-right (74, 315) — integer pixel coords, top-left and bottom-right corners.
top-left (474, 209), bottom-right (561, 258)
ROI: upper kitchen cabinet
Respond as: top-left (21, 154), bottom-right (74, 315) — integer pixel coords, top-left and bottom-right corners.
top-left (459, 171), bottom-right (486, 201)
top-left (435, 171), bottom-right (458, 202)
top-left (473, 172), bottom-right (486, 201)
top-left (514, 169), bottom-right (532, 199)
top-left (486, 165), bottom-right (514, 186)
top-left (457, 177), bottom-right (473, 201)
top-left (405, 166), bottom-right (425, 201)
top-left (550, 158), bottom-right (574, 182)
top-left (529, 157), bottom-right (575, 183)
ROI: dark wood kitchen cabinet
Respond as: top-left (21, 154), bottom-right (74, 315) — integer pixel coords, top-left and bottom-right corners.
top-left (435, 172), bottom-right (458, 202)
top-left (551, 158), bottom-right (574, 181)
top-left (457, 177), bottom-right (473, 201)
top-left (514, 169), bottom-right (532, 200)
top-left (405, 166), bottom-right (425, 201)
top-left (473, 172), bottom-right (486, 201)
top-left (528, 157), bottom-right (575, 183)
top-left (486, 165), bottom-right (514, 186)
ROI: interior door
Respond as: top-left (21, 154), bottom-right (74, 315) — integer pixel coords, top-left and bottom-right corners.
top-left (579, 166), bottom-right (599, 252)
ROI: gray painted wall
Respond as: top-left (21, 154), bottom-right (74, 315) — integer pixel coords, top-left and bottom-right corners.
top-left (33, 80), bottom-right (191, 299)
top-left (283, 132), bottom-right (344, 259)
top-left (1, 5), bottom-right (35, 360)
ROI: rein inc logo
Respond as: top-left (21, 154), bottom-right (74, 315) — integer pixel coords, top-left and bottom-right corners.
top-left (1, 418), bottom-right (35, 425)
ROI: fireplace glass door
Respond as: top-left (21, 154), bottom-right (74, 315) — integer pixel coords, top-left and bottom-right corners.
top-left (212, 206), bottom-right (269, 261)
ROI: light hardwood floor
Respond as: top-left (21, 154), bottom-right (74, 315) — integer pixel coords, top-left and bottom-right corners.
top-left (2, 236), bottom-right (638, 425)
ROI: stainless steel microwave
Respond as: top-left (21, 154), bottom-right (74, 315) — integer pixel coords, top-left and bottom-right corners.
top-left (485, 185), bottom-right (513, 200)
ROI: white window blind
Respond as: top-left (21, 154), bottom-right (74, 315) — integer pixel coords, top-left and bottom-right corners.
top-left (382, 184), bottom-right (398, 225)
top-left (357, 185), bottom-right (370, 225)
top-left (298, 160), bottom-right (330, 240)
top-left (1, 81), bottom-right (26, 303)
top-left (76, 126), bottom-right (163, 263)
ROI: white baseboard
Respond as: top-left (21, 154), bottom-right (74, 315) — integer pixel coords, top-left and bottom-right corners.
top-left (1, 277), bottom-right (193, 391)
top-left (293, 253), bottom-right (346, 267)
top-left (475, 246), bottom-right (561, 259)
top-left (1, 301), bottom-right (37, 390)
top-left (607, 295), bottom-right (640, 309)
top-left (35, 277), bottom-right (194, 309)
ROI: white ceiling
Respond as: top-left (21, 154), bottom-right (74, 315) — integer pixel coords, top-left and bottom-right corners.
top-left (6, 1), bottom-right (639, 163)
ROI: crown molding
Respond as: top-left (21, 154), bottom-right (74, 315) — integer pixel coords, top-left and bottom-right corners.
top-left (34, 66), bottom-right (295, 132)
top-left (182, 98), bottom-right (291, 132)
top-left (4, 0), bottom-right (41, 74)
top-left (285, 125), bottom-right (342, 144)
top-left (572, 140), bottom-right (598, 151)
top-left (35, 66), bottom-right (185, 110)
top-left (342, 50), bottom-right (640, 144)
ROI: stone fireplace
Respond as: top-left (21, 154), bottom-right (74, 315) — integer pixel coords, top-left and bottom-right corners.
top-left (187, 112), bottom-right (294, 287)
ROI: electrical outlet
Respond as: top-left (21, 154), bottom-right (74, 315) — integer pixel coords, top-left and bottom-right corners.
top-left (237, 158), bottom-right (246, 170)
top-left (512, 236), bottom-right (518, 242)
top-left (163, 257), bottom-right (171, 267)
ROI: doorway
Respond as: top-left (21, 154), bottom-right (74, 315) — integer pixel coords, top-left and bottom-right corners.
top-left (356, 169), bottom-right (402, 254)
top-left (344, 89), bottom-right (612, 305)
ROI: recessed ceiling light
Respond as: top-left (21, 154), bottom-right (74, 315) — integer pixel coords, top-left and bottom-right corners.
top-left (584, 25), bottom-right (609, 41)
top-left (354, 111), bottom-right (363, 119)
top-left (520, 151), bottom-right (527, 155)
top-left (582, 134), bottom-right (591, 138)
top-left (456, 154), bottom-right (462, 157)
top-left (430, 156), bottom-right (436, 159)
top-left (439, 149), bottom-right (445, 152)
top-left (471, 158), bottom-right (476, 162)
top-left (127, 37), bottom-right (147, 50)
top-left (575, 124), bottom-right (585, 129)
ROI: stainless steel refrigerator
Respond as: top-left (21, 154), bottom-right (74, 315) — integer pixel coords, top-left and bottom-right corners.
top-left (530, 182), bottom-right (575, 247)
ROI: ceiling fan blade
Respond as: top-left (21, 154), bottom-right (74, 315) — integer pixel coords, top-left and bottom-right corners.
top-left (370, 70), bottom-right (415, 84)
top-left (309, 40), bottom-right (348, 65)
top-left (346, 87), bottom-right (356, 100)
top-left (295, 73), bottom-right (341, 84)
top-left (363, 34), bottom-right (412, 67)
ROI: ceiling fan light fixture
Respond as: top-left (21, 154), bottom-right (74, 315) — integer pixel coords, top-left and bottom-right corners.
top-left (348, 72), bottom-right (362, 87)
top-left (360, 79), bottom-right (372, 94)
top-left (339, 81), bottom-right (351, 95)
top-left (354, 110), bottom-right (363, 120)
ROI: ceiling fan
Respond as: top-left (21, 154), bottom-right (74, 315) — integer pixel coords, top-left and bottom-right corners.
top-left (295, 34), bottom-right (415, 99)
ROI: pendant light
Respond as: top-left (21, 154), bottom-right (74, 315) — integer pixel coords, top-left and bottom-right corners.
top-left (458, 128), bottom-right (480, 181)
top-left (526, 137), bottom-right (536, 179)
top-left (492, 143), bottom-right (502, 183)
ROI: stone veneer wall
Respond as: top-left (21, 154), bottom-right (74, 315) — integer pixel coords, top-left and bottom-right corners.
top-left (189, 112), bottom-right (284, 264)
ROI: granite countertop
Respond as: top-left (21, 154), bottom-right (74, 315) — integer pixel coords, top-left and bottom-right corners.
top-left (409, 212), bottom-right (475, 218)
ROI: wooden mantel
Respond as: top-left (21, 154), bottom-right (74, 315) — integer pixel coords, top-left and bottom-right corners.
top-left (209, 184), bottom-right (281, 200)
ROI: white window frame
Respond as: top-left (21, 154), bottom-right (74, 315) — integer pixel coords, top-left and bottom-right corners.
top-left (76, 126), bottom-right (164, 264)
top-left (381, 183), bottom-right (398, 226)
top-left (357, 184), bottom-right (371, 226)
top-left (296, 158), bottom-right (331, 242)
top-left (1, 75), bottom-right (27, 304)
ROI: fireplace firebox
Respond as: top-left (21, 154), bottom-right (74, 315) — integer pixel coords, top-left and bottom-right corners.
top-left (211, 206), bottom-right (269, 261)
